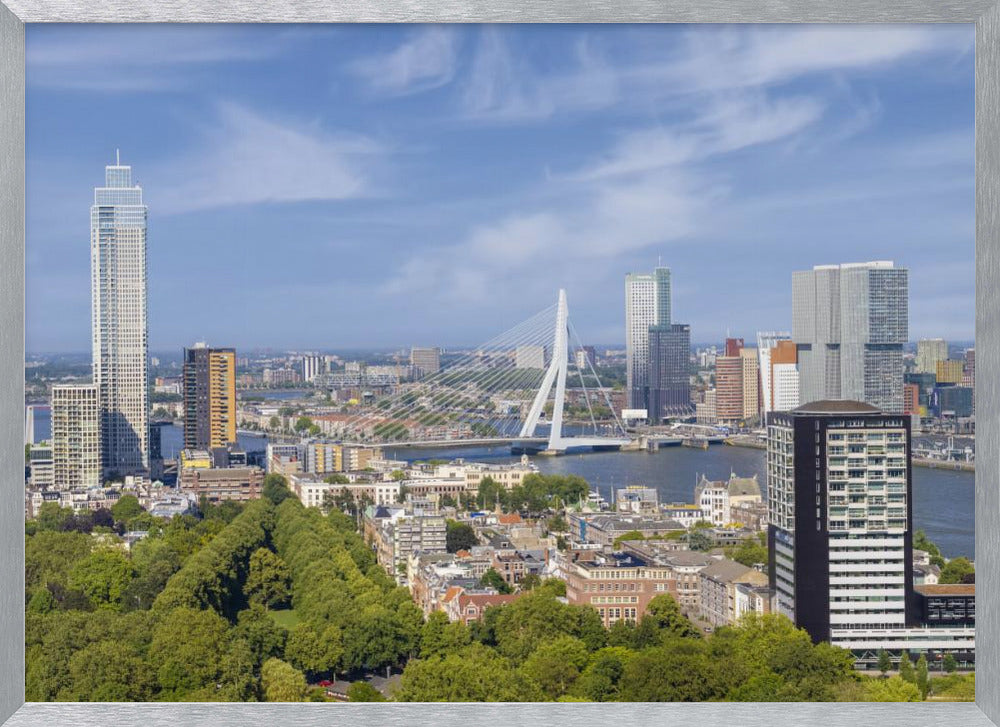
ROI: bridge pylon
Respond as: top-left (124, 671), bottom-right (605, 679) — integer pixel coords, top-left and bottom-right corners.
top-left (519, 289), bottom-right (569, 450)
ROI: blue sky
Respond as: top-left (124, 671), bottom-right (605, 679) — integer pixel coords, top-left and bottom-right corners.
top-left (26, 24), bottom-right (974, 353)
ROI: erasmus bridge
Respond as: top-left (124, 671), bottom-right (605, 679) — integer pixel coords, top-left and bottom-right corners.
top-left (333, 289), bottom-right (633, 454)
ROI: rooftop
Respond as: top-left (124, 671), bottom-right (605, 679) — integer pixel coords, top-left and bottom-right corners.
top-left (915, 583), bottom-right (975, 596)
top-left (791, 400), bottom-right (882, 415)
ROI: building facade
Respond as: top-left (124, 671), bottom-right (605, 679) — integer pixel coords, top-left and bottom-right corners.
top-left (768, 401), bottom-right (912, 643)
top-left (793, 262), bottom-right (908, 415)
top-left (766, 400), bottom-right (975, 664)
top-left (51, 384), bottom-right (102, 489)
top-left (647, 323), bottom-right (692, 421)
top-left (916, 339), bottom-right (948, 375)
top-left (561, 550), bottom-right (679, 628)
top-left (715, 339), bottom-right (745, 425)
top-left (183, 344), bottom-right (237, 450)
top-left (515, 345), bottom-right (547, 369)
top-left (625, 267), bottom-right (671, 410)
top-left (91, 155), bottom-right (149, 475)
top-left (410, 347), bottom-right (441, 377)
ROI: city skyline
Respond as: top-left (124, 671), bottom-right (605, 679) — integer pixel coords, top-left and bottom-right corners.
top-left (26, 24), bottom-right (974, 352)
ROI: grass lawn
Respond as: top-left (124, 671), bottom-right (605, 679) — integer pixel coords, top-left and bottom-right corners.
top-left (269, 608), bottom-right (301, 630)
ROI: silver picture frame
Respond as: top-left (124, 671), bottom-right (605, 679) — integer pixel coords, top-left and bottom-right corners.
top-left (1, 2), bottom-right (998, 725)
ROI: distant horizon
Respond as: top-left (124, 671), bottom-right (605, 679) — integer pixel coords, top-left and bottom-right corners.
top-left (27, 25), bottom-right (974, 352)
top-left (26, 338), bottom-right (978, 360)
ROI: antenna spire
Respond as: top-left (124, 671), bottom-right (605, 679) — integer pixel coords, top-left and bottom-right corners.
top-left (116, 148), bottom-right (120, 166)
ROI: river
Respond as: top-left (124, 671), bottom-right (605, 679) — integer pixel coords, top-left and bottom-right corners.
top-left (28, 411), bottom-right (974, 559)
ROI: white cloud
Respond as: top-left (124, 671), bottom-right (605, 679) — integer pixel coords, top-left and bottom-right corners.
top-left (27, 26), bottom-right (293, 92)
top-left (349, 27), bottom-right (459, 97)
top-left (153, 103), bottom-right (384, 214)
top-left (457, 25), bottom-right (969, 125)
top-left (574, 93), bottom-right (825, 181)
top-left (460, 30), bottom-right (618, 122)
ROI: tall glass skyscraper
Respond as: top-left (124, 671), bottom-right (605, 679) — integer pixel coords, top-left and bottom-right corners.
top-left (625, 266), bottom-right (671, 410)
top-left (91, 153), bottom-right (149, 476)
top-left (792, 261), bottom-right (908, 414)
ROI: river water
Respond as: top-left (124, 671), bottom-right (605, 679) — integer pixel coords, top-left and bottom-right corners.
top-left (29, 411), bottom-right (974, 559)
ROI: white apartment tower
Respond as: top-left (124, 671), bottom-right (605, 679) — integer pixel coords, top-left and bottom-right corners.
top-left (625, 267), bottom-right (670, 410)
top-left (91, 153), bottom-right (149, 476)
top-left (51, 384), bottom-right (102, 489)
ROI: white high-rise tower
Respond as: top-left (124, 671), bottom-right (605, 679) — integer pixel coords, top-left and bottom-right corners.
top-left (91, 152), bottom-right (149, 476)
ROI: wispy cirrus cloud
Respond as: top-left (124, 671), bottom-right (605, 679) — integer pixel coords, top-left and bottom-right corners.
top-left (573, 93), bottom-right (826, 181)
top-left (459, 29), bottom-right (619, 122)
top-left (348, 27), bottom-right (460, 97)
top-left (26, 25), bottom-right (290, 92)
top-left (153, 103), bottom-right (386, 214)
top-left (455, 25), bottom-right (970, 124)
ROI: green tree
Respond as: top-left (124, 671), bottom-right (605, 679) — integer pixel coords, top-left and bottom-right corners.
top-left (234, 604), bottom-right (287, 666)
top-left (727, 672), bottom-right (789, 701)
top-left (571, 646), bottom-right (632, 701)
top-left (634, 594), bottom-right (701, 647)
top-left (939, 557), bottom-right (975, 584)
top-left (66, 640), bottom-right (156, 701)
top-left (25, 529), bottom-right (93, 592)
top-left (687, 530), bottom-right (714, 551)
top-left (877, 649), bottom-right (892, 676)
top-left (27, 588), bottom-right (57, 615)
top-left (618, 640), bottom-right (722, 702)
top-left (149, 607), bottom-right (231, 698)
top-left (261, 658), bottom-right (308, 702)
top-left (492, 589), bottom-right (596, 661)
top-left (294, 416), bottom-right (314, 433)
top-left (36, 502), bottom-right (75, 532)
top-left (246, 548), bottom-right (291, 609)
top-left (68, 548), bottom-right (135, 611)
top-left (111, 495), bottom-right (145, 524)
top-left (124, 539), bottom-right (183, 611)
top-left (865, 675), bottom-right (921, 702)
top-left (347, 681), bottom-right (387, 702)
top-left (913, 530), bottom-right (946, 568)
top-left (420, 611), bottom-right (471, 658)
top-left (915, 653), bottom-right (929, 699)
top-left (520, 635), bottom-right (589, 699)
top-left (943, 653), bottom-right (958, 674)
top-left (898, 651), bottom-right (915, 683)
top-left (725, 537), bottom-right (769, 569)
top-left (269, 416), bottom-right (281, 430)
top-left (262, 474), bottom-right (294, 506)
top-left (476, 477), bottom-right (503, 511)
top-left (519, 573), bottom-right (542, 592)
top-left (341, 603), bottom-right (422, 672)
top-left (284, 621), bottom-right (344, 677)
top-left (390, 469), bottom-right (407, 481)
top-left (446, 520), bottom-right (478, 553)
top-left (324, 473), bottom-right (350, 484)
top-left (397, 643), bottom-right (543, 702)
top-left (479, 568), bottom-right (512, 594)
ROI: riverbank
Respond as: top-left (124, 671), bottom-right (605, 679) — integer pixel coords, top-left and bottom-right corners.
top-left (724, 437), bottom-right (975, 472)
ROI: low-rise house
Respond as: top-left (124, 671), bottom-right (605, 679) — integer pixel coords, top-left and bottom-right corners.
top-left (694, 473), bottom-right (763, 527)
top-left (699, 558), bottom-right (768, 627)
top-left (441, 587), bottom-right (520, 625)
